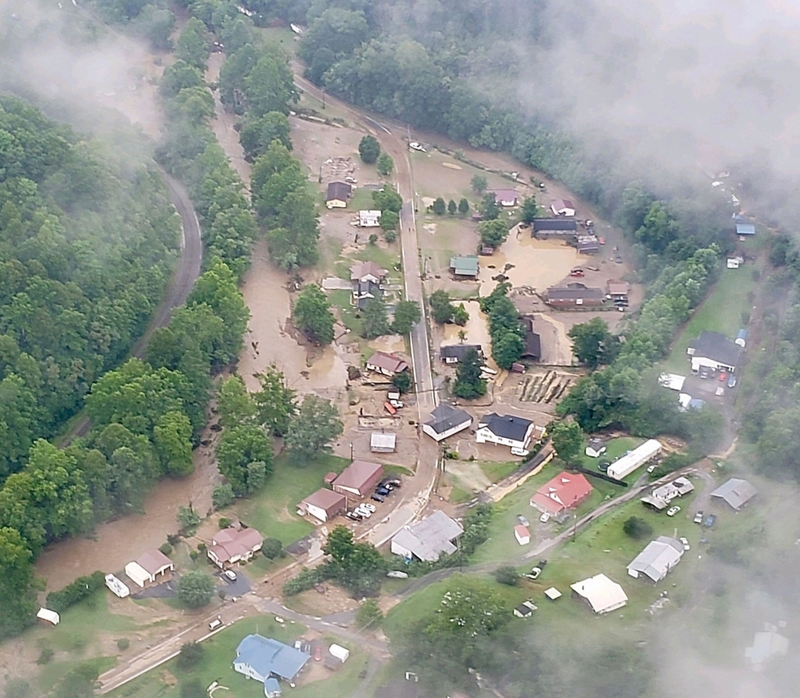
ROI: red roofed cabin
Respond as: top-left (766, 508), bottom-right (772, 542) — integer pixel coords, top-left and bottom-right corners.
top-left (366, 351), bottom-right (409, 377)
top-left (208, 526), bottom-right (264, 568)
top-left (530, 472), bottom-right (593, 516)
top-left (332, 460), bottom-right (384, 497)
top-left (300, 488), bottom-right (347, 523)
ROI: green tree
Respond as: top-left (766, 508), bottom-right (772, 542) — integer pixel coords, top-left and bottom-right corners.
top-left (253, 365), bottom-right (297, 436)
top-left (376, 152), bottom-right (394, 176)
top-left (177, 504), bottom-right (201, 533)
top-left (380, 209), bottom-right (399, 233)
top-left (453, 303), bottom-right (469, 326)
top-left (549, 421), bottom-right (584, 465)
top-left (217, 376), bottom-right (257, 428)
top-left (361, 296), bottom-right (390, 339)
top-left (261, 538), bottom-right (283, 559)
top-left (471, 174), bottom-right (487, 195)
top-left (430, 290), bottom-right (454, 324)
top-left (392, 371), bottom-right (412, 394)
top-left (432, 197), bottom-right (446, 215)
top-left (623, 516), bottom-right (653, 540)
top-left (355, 598), bottom-right (383, 628)
top-left (293, 285), bottom-right (335, 345)
top-left (176, 641), bottom-right (204, 671)
top-left (372, 188), bottom-right (403, 213)
top-left (216, 425), bottom-right (273, 496)
top-left (178, 571), bottom-right (215, 609)
top-left (284, 395), bottom-right (343, 463)
top-left (453, 348), bottom-right (487, 400)
top-left (212, 484), bottom-right (234, 509)
top-left (568, 318), bottom-right (618, 369)
top-left (239, 112), bottom-right (292, 161)
top-left (0, 527), bottom-right (37, 639)
top-left (324, 526), bottom-right (356, 563)
top-left (392, 300), bottom-right (421, 335)
top-left (458, 198), bottom-right (470, 215)
top-left (358, 135), bottom-right (380, 164)
top-left (153, 411), bottom-right (194, 477)
top-left (53, 662), bottom-right (99, 698)
top-left (447, 199), bottom-right (457, 215)
top-left (636, 201), bottom-right (679, 254)
top-left (479, 219), bottom-right (509, 248)
top-left (520, 197), bottom-right (538, 224)
top-left (492, 332), bottom-right (524, 370)
top-left (175, 17), bottom-right (209, 70)
top-left (494, 566), bottom-right (519, 586)
top-left (480, 193), bottom-right (500, 220)
top-left (245, 52), bottom-right (298, 117)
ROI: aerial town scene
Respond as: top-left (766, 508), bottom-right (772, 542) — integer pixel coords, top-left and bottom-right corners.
top-left (0, 1), bottom-right (798, 698)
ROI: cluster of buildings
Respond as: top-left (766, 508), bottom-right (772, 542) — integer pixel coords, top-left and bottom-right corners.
top-left (300, 459), bottom-right (385, 523)
top-left (543, 279), bottom-right (630, 310)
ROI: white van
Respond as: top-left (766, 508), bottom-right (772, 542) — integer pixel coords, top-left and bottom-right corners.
top-left (209, 617), bottom-right (222, 630)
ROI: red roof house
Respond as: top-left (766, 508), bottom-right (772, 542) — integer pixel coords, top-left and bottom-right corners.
top-left (366, 352), bottom-right (409, 376)
top-left (530, 472), bottom-right (593, 516)
top-left (208, 526), bottom-right (264, 567)
top-left (332, 460), bottom-right (384, 497)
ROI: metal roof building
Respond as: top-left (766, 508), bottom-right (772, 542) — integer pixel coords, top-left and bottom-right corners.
top-left (711, 478), bottom-right (758, 510)
top-left (627, 536), bottom-right (684, 583)
top-left (570, 574), bottom-right (628, 614)
top-left (391, 511), bottom-right (464, 562)
top-left (607, 439), bottom-right (662, 481)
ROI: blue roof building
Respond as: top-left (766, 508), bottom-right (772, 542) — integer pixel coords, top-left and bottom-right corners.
top-left (265, 677), bottom-right (282, 698)
top-left (736, 223), bottom-right (755, 236)
top-left (233, 635), bottom-right (310, 690)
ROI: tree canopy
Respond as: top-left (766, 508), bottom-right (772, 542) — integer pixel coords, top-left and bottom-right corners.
top-left (284, 395), bottom-right (343, 463)
top-left (453, 348), bottom-right (487, 400)
top-left (293, 284), bottom-right (335, 345)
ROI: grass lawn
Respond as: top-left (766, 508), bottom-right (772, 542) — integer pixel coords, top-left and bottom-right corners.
top-left (109, 615), bottom-right (306, 698)
top-left (350, 188), bottom-right (377, 210)
top-left (233, 453), bottom-right (349, 546)
top-left (478, 460), bottom-right (519, 484)
top-left (353, 243), bottom-right (399, 273)
top-left (328, 289), bottom-right (363, 335)
top-left (663, 267), bottom-right (757, 373)
top-left (292, 648), bottom-right (369, 698)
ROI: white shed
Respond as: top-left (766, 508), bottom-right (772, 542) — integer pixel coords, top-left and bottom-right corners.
top-left (607, 439), bottom-right (662, 481)
top-left (570, 574), bottom-right (628, 614)
top-left (358, 210), bottom-right (382, 228)
top-left (37, 608), bottom-right (60, 626)
top-left (370, 432), bottom-right (397, 453)
top-left (329, 644), bottom-right (350, 663)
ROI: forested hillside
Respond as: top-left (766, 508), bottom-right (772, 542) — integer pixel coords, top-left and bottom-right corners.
top-left (0, 95), bottom-right (180, 476)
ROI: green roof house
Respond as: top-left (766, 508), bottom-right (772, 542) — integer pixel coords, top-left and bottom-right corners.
top-left (449, 255), bottom-right (479, 278)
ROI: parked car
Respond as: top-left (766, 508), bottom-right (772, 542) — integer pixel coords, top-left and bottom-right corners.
top-left (209, 617), bottom-right (222, 630)
top-left (703, 514), bottom-right (717, 528)
top-left (539, 512), bottom-right (551, 523)
top-left (371, 493), bottom-right (386, 503)
top-left (354, 508), bottom-right (371, 519)
top-left (679, 537), bottom-right (691, 551)
top-left (693, 510), bottom-right (704, 524)
top-left (598, 237), bottom-right (606, 245)
top-left (346, 511), bottom-right (362, 522)
top-left (524, 567), bottom-right (541, 580)
top-left (719, 371), bottom-right (728, 382)
top-left (314, 646), bottom-right (322, 661)
top-left (376, 486), bottom-right (391, 496)
top-left (727, 375), bottom-right (737, 388)
top-left (381, 478), bottom-right (401, 489)
top-left (646, 464), bottom-right (657, 474)
top-left (517, 514), bottom-right (530, 527)
top-left (274, 616), bottom-right (285, 624)
top-left (362, 503), bottom-right (376, 512)
top-left (666, 505), bottom-right (681, 517)
top-left (699, 366), bottom-right (710, 379)
top-left (224, 569), bottom-right (237, 581)
top-left (570, 268), bottom-right (585, 278)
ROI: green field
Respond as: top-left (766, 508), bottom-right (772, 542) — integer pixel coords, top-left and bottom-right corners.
top-left (479, 460), bottom-right (519, 484)
top-left (233, 453), bottom-right (349, 546)
top-left (663, 267), bottom-right (757, 373)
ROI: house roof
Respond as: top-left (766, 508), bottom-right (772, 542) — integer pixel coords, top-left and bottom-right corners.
top-left (745, 630), bottom-right (789, 667)
top-left (478, 413), bottom-right (533, 442)
top-left (531, 472), bottom-right (593, 515)
top-left (391, 510), bottom-right (463, 561)
top-left (265, 677), bottom-right (281, 696)
top-left (440, 344), bottom-right (482, 361)
top-left (587, 438), bottom-right (606, 452)
top-left (359, 209), bottom-right (382, 223)
top-left (366, 351), bottom-right (409, 373)
top-left (736, 223), bottom-right (756, 235)
top-left (350, 261), bottom-right (387, 281)
top-left (425, 404), bottom-right (472, 435)
top-left (607, 280), bottom-right (630, 296)
top-left (134, 549), bottom-right (173, 575)
top-left (301, 488), bottom-right (346, 512)
top-left (235, 634), bottom-right (310, 681)
top-left (210, 527), bottom-right (264, 563)
top-left (355, 280), bottom-right (381, 297)
top-left (449, 255), bottom-right (479, 276)
top-left (641, 477), bottom-right (695, 510)
top-left (627, 537), bottom-right (683, 582)
top-left (532, 218), bottom-right (577, 232)
top-left (333, 460), bottom-right (383, 492)
top-left (711, 478), bottom-right (757, 510)
top-left (520, 316), bottom-right (541, 359)
top-left (326, 181), bottom-right (352, 201)
top-left (553, 198), bottom-right (575, 210)
top-left (546, 283), bottom-right (605, 302)
top-left (689, 331), bottom-right (742, 368)
top-left (370, 432), bottom-right (397, 450)
top-left (514, 603), bottom-right (533, 617)
top-left (514, 524), bottom-right (530, 539)
top-left (490, 188), bottom-right (519, 202)
top-left (570, 574), bottom-right (628, 613)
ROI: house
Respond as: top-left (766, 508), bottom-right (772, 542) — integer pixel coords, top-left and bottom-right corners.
top-left (350, 261), bottom-right (388, 285)
top-left (513, 601), bottom-right (537, 618)
top-left (370, 432), bottom-right (397, 453)
top-left (422, 404), bottom-right (472, 441)
top-left (476, 413), bottom-right (535, 455)
top-left (711, 478), bottom-right (757, 511)
top-left (627, 536), bottom-right (684, 583)
top-left (326, 181), bottom-right (352, 208)
top-left (440, 344), bottom-right (483, 364)
top-left (530, 472), bottom-right (593, 516)
top-left (449, 255), bottom-right (479, 278)
top-left (640, 476), bottom-right (695, 510)
top-left (551, 199), bottom-right (576, 217)
top-left (124, 549), bottom-right (174, 588)
top-left (265, 677), bottom-right (282, 698)
top-left (354, 280), bottom-right (382, 311)
top-left (585, 438), bottom-right (607, 458)
top-left (365, 351), bottom-right (409, 376)
top-left (514, 524), bottom-right (531, 545)
top-left (687, 331), bottom-right (742, 373)
top-left (520, 316), bottom-right (541, 361)
top-left (300, 488), bottom-right (347, 523)
top-left (532, 218), bottom-right (578, 239)
top-left (489, 188), bottom-right (519, 207)
top-left (332, 460), bottom-right (384, 497)
top-left (745, 626), bottom-right (789, 672)
top-left (576, 235), bottom-right (599, 255)
top-left (607, 439), bottom-right (662, 480)
top-left (658, 373), bottom-right (686, 391)
top-left (233, 635), bottom-right (310, 687)
top-left (735, 329), bottom-right (747, 348)
top-left (607, 280), bottom-right (630, 301)
top-left (570, 574), bottom-right (628, 614)
top-left (358, 210), bottom-right (382, 228)
top-left (208, 526), bottom-right (264, 567)
top-left (736, 222), bottom-right (756, 237)
top-left (390, 511), bottom-right (463, 562)
top-left (545, 283), bottom-right (605, 308)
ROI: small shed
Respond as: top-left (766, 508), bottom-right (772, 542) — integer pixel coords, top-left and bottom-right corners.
top-left (585, 438), bottom-right (607, 458)
top-left (370, 432), bottom-right (397, 453)
top-left (514, 524), bottom-right (531, 546)
top-left (265, 678), bottom-right (282, 698)
top-left (329, 644), bottom-right (350, 663)
top-left (37, 608), bottom-right (60, 626)
top-left (544, 587), bottom-right (562, 601)
top-left (449, 255), bottom-right (480, 278)
top-left (736, 223), bottom-right (756, 237)
top-left (358, 210), bottom-right (382, 227)
top-left (735, 329), bottom-right (747, 347)
top-left (513, 601), bottom-right (537, 618)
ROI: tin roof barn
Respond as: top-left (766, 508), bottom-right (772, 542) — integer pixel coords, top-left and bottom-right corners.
top-left (450, 255), bottom-right (480, 278)
top-left (391, 511), bottom-right (463, 562)
top-left (531, 472), bottom-right (593, 516)
top-left (711, 478), bottom-right (757, 510)
top-left (532, 218), bottom-right (578, 238)
top-left (736, 223), bottom-right (756, 236)
top-left (570, 574), bottom-right (628, 614)
top-left (300, 488), bottom-right (347, 523)
top-left (422, 404), bottom-right (472, 442)
top-left (370, 432), bottom-right (397, 453)
top-left (332, 460), bottom-right (384, 497)
top-left (545, 283), bottom-right (605, 307)
top-left (627, 536), bottom-right (684, 583)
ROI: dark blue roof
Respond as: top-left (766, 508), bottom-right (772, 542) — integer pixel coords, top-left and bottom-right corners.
top-left (235, 635), bottom-right (310, 681)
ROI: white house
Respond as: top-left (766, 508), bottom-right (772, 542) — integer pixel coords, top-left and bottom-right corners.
top-left (570, 574), bottom-right (628, 614)
top-left (476, 413), bottom-right (534, 456)
top-left (422, 404), bottom-right (472, 442)
top-left (514, 525), bottom-right (531, 545)
top-left (551, 198), bottom-right (576, 217)
top-left (490, 188), bottom-right (520, 207)
top-left (365, 351), bottom-right (409, 376)
top-left (627, 537), bottom-right (684, 583)
top-left (124, 549), bottom-right (174, 588)
top-left (607, 439), bottom-right (662, 481)
top-left (358, 210), bottom-right (382, 228)
top-left (687, 331), bottom-right (742, 373)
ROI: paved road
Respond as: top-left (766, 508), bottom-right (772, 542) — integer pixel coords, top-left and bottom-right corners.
top-left (64, 168), bottom-right (203, 441)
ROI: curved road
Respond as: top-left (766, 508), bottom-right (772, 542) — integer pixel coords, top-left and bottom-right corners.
top-left (64, 168), bottom-right (203, 441)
